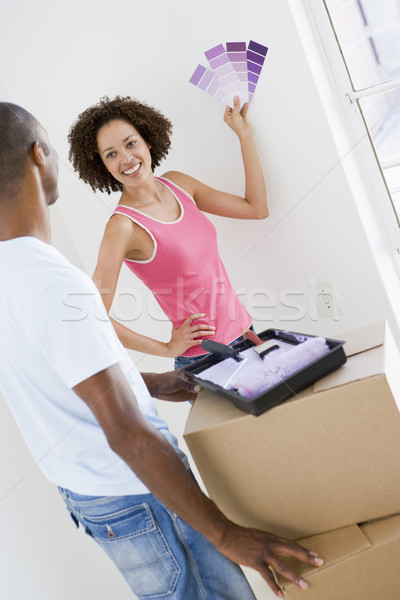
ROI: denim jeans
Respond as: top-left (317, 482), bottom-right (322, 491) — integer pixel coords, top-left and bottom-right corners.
top-left (58, 487), bottom-right (256, 600)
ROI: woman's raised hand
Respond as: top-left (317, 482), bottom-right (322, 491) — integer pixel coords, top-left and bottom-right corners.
top-left (165, 313), bottom-right (216, 358)
top-left (224, 96), bottom-right (251, 138)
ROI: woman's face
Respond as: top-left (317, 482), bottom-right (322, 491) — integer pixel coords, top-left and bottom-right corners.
top-left (97, 119), bottom-right (152, 188)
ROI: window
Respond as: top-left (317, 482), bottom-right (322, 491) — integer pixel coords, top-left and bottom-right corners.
top-left (323, 0), bottom-right (400, 224)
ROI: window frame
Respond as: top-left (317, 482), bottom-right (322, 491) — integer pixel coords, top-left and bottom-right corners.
top-left (294, 0), bottom-right (400, 279)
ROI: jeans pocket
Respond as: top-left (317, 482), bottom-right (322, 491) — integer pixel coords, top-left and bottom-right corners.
top-left (83, 502), bottom-right (180, 599)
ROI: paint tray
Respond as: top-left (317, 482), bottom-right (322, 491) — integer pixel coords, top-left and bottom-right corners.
top-left (182, 328), bottom-right (347, 416)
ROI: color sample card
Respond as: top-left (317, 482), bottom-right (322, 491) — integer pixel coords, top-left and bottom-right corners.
top-left (246, 40), bottom-right (268, 101)
top-left (189, 40), bottom-right (268, 108)
top-left (226, 42), bottom-right (248, 83)
top-left (189, 64), bottom-right (225, 103)
top-left (204, 43), bottom-right (248, 108)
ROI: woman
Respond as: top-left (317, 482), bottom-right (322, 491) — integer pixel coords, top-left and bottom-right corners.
top-left (68, 95), bottom-right (267, 367)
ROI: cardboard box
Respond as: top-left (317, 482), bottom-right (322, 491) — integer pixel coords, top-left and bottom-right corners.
top-left (279, 514), bottom-right (400, 600)
top-left (184, 322), bottom-right (400, 538)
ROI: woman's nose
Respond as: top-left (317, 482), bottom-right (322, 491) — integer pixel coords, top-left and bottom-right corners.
top-left (122, 149), bottom-right (134, 162)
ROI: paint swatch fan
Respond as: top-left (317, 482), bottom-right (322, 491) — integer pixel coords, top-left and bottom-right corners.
top-left (189, 40), bottom-right (268, 107)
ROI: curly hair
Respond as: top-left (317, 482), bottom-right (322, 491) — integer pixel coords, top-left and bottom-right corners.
top-left (68, 96), bottom-right (173, 194)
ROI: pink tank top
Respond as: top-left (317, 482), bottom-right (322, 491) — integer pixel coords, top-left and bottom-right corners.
top-left (114, 177), bottom-right (251, 356)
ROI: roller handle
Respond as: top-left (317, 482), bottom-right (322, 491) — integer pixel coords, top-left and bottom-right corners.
top-left (201, 339), bottom-right (243, 362)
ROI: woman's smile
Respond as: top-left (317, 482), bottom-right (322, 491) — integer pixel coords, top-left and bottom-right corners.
top-left (122, 162), bottom-right (142, 177)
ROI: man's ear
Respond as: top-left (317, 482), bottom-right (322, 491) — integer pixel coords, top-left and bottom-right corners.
top-left (31, 141), bottom-right (46, 166)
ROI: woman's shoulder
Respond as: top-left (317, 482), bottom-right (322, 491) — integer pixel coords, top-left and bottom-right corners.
top-left (103, 210), bottom-right (138, 239)
top-left (159, 170), bottom-right (185, 182)
top-left (159, 170), bottom-right (200, 198)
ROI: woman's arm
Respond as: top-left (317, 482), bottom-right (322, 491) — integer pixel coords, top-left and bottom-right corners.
top-left (163, 96), bottom-right (267, 220)
top-left (93, 215), bottom-right (214, 357)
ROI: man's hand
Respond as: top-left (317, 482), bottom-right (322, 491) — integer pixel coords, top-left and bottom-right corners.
top-left (142, 370), bottom-right (201, 403)
top-left (217, 522), bottom-right (324, 598)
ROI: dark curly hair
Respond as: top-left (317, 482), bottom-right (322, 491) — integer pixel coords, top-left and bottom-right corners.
top-left (68, 96), bottom-right (173, 194)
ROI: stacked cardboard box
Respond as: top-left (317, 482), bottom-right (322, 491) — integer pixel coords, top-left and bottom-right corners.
top-left (184, 322), bottom-right (400, 598)
top-left (277, 514), bottom-right (400, 599)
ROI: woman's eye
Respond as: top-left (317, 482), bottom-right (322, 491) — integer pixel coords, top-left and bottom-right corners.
top-left (127, 140), bottom-right (136, 148)
top-left (106, 151), bottom-right (116, 159)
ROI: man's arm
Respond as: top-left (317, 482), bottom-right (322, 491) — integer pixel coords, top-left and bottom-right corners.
top-left (73, 365), bottom-right (323, 598)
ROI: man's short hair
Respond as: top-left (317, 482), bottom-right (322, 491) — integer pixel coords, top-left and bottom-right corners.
top-left (0, 103), bottom-right (48, 198)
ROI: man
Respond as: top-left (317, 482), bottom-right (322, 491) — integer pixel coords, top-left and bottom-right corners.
top-left (0, 102), bottom-right (323, 599)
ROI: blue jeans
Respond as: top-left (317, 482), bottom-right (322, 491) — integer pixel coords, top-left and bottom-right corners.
top-left (58, 487), bottom-right (256, 600)
top-left (174, 326), bottom-right (255, 370)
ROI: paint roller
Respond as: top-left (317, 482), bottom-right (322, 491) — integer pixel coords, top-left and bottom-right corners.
top-left (199, 336), bottom-right (330, 398)
top-left (201, 339), bottom-right (280, 389)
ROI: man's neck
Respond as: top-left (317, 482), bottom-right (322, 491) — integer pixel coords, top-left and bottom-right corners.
top-left (0, 174), bottom-right (52, 243)
top-left (0, 208), bottom-right (51, 243)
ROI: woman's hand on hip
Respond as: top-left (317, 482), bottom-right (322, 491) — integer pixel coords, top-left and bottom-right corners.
top-left (165, 314), bottom-right (216, 358)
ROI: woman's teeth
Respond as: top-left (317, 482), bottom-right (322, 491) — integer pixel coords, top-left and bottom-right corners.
top-left (123, 163), bottom-right (141, 175)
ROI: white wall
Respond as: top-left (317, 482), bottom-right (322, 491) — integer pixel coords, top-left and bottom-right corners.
top-left (1, 1), bottom-right (399, 598)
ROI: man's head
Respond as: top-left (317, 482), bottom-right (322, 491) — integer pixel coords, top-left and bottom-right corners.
top-left (0, 102), bottom-right (58, 205)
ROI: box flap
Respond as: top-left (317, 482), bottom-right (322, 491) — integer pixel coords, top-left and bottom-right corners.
top-left (280, 524), bottom-right (371, 590)
top-left (360, 514), bottom-right (400, 546)
top-left (313, 345), bottom-right (384, 392)
top-left (336, 321), bottom-right (384, 358)
top-left (184, 388), bottom-right (248, 435)
top-left (314, 321), bottom-right (400, 393)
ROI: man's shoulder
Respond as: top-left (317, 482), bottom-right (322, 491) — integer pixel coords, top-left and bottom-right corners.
top-left (5, 238), bottom-right (96, 308)
top-left (26, 239), bottom-right (93, 289)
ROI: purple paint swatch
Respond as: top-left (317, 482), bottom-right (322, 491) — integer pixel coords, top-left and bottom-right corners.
top-left (226, 40), bottom-right (248, 86)
top-left (226, 42), bottom-right (247, 52)
top-left (189, 40), bottom-right (268, 107)
top-left (204, 44), bottom-right (226, 61)
top-left (204, 43), bottom-right (248, 107)
top-left (248, 40), bottom-right (268, 57)
top-left (189, 63), bottom-right (224, 103)
top-left (246, 40), bottom-right (268, 101)
top-left (189, 64), bottom-right (207, 86)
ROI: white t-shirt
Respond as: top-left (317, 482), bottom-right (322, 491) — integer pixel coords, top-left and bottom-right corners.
top-left (0, 237), bottom-right (187, 495)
